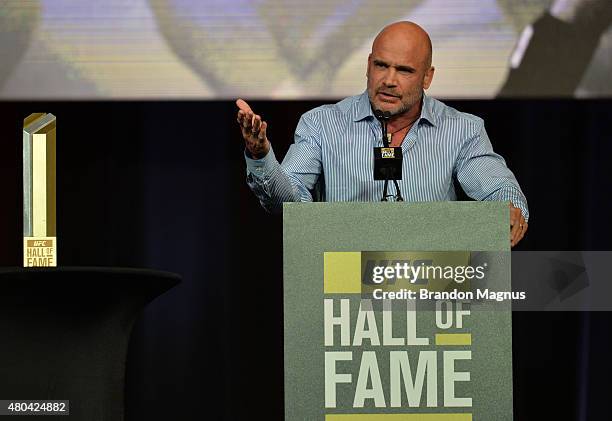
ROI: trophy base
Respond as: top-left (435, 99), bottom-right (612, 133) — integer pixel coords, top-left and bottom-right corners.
top-left (23, 237), bottom-right (57, 267)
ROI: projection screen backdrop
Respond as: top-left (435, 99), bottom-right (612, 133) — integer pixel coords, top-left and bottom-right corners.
top-left (1, 0), bottom-right (610, 99)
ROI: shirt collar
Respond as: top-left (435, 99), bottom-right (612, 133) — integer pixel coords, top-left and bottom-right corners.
top-left (353, 90), bottom-right (438, 127)
top-left (419, 93), bottom-right (438, 127)
top-left (353, 91), bottom-right (374, 122)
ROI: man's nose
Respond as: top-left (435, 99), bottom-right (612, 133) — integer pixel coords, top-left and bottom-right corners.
top-left (382, 68), bottom-right (398, 87)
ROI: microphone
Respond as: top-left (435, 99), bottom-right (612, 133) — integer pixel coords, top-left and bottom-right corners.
top-left (373, 109), bottom-right (392, 147)
top-left (373, 109), bottom-right (403, 201)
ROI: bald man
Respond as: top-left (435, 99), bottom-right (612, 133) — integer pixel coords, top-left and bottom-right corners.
top-left (237, 22), bottom-right (529, 247)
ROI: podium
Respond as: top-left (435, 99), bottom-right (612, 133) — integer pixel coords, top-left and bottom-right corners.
top-left (283, 202), bottom-right (512, 420)
top-left (0, 267), bottom-right (180, 421)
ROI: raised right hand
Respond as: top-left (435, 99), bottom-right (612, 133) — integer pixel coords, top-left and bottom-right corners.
top-left (236, 99), bottom-right (271, 159)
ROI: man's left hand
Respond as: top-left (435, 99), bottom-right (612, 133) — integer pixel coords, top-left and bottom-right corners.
top-left (510, 203), bottom-right (528, 247)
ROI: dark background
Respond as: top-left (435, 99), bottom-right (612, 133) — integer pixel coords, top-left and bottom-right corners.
top-left (0, 99), bottom-right (611, 420)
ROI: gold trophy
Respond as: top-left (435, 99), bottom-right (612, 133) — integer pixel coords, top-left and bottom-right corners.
top-left (23, 113), bottom-right (57, 267)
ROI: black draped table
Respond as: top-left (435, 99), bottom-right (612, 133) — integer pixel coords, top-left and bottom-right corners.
top-left (0, 267), bottom-right (180, 420)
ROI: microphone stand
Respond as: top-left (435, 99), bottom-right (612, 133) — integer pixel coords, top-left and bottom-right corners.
top-left (379, 111), bottom-right (391, 201)
top-left (375, 110), bottom-right (403, 202)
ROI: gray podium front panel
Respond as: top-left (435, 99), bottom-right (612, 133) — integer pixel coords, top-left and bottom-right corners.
top-left (283, 202), bottom-right (511, 421)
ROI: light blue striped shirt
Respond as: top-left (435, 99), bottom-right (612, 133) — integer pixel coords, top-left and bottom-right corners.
top-left (245, 91), bottom-right (529, 220)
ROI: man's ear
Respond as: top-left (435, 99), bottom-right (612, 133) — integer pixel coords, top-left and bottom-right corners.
top-left (423, 66), bottom-right (435, 90)
top-left (366, 53), bottom-right (372, 78)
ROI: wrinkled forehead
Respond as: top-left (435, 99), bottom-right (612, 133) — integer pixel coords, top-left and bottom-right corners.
top-left (371, 34), bottom-right (429, 67)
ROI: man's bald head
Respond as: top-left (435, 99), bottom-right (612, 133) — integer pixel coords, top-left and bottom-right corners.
top-left (371, 21), bottom-right (432, 68)
top-left (366, 21), bottom-right (435, 117)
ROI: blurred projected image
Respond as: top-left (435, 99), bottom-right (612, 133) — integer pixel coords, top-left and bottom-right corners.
top-left (0, 0), bottom-right (610, 99)
top-left (0, 1), bottom-right (39, 90)
top-left (498, 0), bottom-right (612, 97)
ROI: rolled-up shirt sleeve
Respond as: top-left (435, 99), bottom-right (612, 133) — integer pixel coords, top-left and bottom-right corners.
top-left (454, 121), bottom-right (529, 221)
top-left (245, 111), bottom-right (323, 213)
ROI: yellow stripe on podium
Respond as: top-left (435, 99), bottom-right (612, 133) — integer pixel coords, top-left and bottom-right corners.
top-left (435, 333), bottom-right (472, 346)
top-left (326, 414), bottom-right (472, 421)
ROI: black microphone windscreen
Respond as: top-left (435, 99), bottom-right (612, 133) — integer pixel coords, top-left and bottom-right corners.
top-left (373, 109), bottom-right (385, 119)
